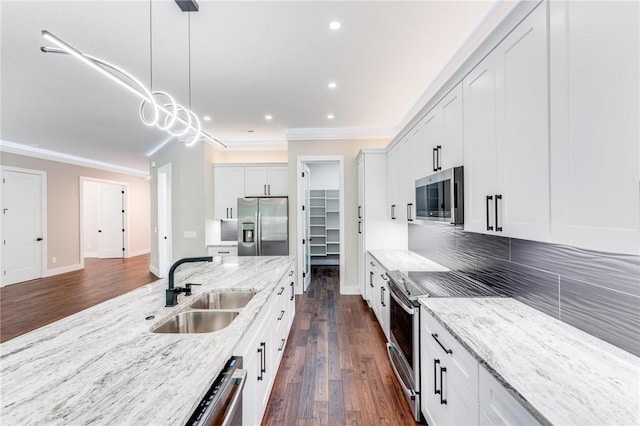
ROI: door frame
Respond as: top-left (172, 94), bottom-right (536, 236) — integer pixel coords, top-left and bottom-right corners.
top-left (296, 156), bottom-right (345, 294)
top-left (0, 166), bottom-right (47, 286)
top-left (156, 163), bottom-right (172, 278)
top-left (79, 176), bottom-right (130, 268)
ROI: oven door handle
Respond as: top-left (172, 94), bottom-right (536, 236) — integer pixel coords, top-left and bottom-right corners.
top-left (389, 285), bottom-right (415, 315)
top-left (386, 343), bottom-right (416, 400)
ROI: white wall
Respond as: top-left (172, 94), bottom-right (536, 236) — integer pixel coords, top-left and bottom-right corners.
top-left (308, 162), bottom-right (340, 190)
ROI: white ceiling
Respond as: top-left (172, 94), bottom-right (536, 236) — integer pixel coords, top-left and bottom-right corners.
top-left (1, 0), bottom-right (507, 174)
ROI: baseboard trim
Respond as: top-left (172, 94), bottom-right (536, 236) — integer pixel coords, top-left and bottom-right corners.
top-left (340, 285), bottom-right (361, 295)
top-left (128, 248), bottom-right (151, 258)
top-left (149, 265), bottom-right (161, 278)
top-left (84, 253), bottom-right (98, 258)
top-left (45, 263), bottom-right (83, 277)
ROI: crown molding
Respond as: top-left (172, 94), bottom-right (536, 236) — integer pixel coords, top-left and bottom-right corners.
top-left (0, 140), bottom-right (149, 178)
top-left (285, 127), bottom-right (395, 141)
top-left (209, 139), bottom-right (288, 151)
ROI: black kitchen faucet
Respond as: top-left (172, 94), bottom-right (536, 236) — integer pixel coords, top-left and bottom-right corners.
top-left (165, 257), bottom-right (213, 306)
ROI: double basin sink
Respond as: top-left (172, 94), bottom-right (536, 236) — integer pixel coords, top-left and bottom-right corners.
top-left (152, 290), bottom-right (256, 334)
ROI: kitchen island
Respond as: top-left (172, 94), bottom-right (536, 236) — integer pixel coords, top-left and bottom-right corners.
top-left (0, 255), bottom-right (295, 425)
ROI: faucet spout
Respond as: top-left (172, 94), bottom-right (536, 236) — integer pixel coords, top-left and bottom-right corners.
top-left (166, 256), bottom-right (213, 306)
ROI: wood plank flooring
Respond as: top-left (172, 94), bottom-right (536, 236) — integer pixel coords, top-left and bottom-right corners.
top-left (0, 255), bottom-right (156, 343)
top-left (263, 266), bottom-right (416, 425)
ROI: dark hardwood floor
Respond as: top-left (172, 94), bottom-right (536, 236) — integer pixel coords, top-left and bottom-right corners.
top-left (0, 254), bottom-right (156, 343)
top-left (263, 266), bottom-right (416, 426)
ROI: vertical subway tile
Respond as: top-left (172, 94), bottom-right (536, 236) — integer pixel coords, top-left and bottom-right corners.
top-left (560, 276), bottom-right (640, 357)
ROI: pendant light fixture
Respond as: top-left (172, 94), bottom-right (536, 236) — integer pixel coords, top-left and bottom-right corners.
top-left (40, 6), bottom-right (226, 148)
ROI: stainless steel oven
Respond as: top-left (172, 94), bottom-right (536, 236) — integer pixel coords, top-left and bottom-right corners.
top-left (386, 272), bottom-right (423, 423)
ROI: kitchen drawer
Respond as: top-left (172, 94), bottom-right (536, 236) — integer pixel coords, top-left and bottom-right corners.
top-left (207, 245), bottom-right (238, 257)
top-left (421, 306), bottom-right (479, 401)
top-left (479, 365), bottom-right (539, 426)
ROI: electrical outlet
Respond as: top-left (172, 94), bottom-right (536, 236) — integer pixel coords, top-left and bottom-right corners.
top-left (51, 257), bottom-right (57, 264)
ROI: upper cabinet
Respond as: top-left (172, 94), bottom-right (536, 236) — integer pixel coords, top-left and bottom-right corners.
top-left (244, 166), bottom-right (288, 197)
top-left (549, 0), bottom-right (639, 255)
top-left (422, 83), bottom-right (464, 174)
top-left (464, 3), bottom-right (550, 242)
top-left (214, 166), bottom-right (245, 219)
top-left (387, 136), bottom-right (413, 222)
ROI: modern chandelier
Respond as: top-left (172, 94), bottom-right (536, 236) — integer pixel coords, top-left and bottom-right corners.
top-left (40, 30), bottom-right (227, 148)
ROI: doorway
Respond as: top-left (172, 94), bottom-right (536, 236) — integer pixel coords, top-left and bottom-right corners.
top-left (297, 157), bottom-right (345, 293)
top-left (157, 163), bottom-right (172, 278)
top-left (81, 180), bottom-right (126, 259)
top-left (1, 167), bottom-right (47, 286)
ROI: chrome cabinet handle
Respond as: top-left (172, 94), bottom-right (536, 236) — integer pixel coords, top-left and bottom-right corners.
top-left (486, 195), bottom-right (494, 231)
top-left (407, 203), bottom-right (413, 222)
top-left (436, 145), bottom-right (442, 170)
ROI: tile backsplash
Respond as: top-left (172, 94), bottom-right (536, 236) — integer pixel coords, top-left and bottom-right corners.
top-left (408, 223), bottom-right (640, 356)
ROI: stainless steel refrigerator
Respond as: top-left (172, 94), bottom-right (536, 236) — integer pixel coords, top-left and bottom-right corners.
top-left (237, 197), bottom-right (288, 256)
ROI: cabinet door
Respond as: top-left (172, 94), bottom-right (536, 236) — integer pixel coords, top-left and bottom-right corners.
top-left (214, 166), bottom-right (245, 219)
top-left (421, 335), bottom-right (445, 426)
top-left (408, 126), bottom-right (422, 222)
top-left (387, 144), bottom-right (401, 220)
top-left (422, 109), bottom-right (443, 174)
top-left (267, 166), bottom-right (288, 196)
top-left (362, 152), bottom-right (388, 221)
top-left (479, 366), bottom-right (539, 426)
top-left (440, 82), bottom-right (464, 171)
top-left (549, 0), bottom-right (640, 254)
top-left (463, 54), bottom-right (498, 234)
top-left (364, 255), bottom-right (376, 306)
top-left (244, 167), bottom-right (268, 196)
top-left (494, 2), bottom-right (549, 241)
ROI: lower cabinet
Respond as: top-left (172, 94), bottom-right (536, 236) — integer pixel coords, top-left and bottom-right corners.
top-left (234, 264), bottom-right (295, 425)
top-left (420, 306), bottom-right (540, 426)
top-left (478, 366), bottom-right (539, 426)
top-left (369, 257), bottom-right (390, 341)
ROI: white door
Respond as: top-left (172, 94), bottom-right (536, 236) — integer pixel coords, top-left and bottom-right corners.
top-left (303, 164), bottom-right (311, 291)
top-left (98, 185), bottom-right (124, 258)
top-left (157, 163), bottom-right (172, 278)
top-left (1, 169), bottom-right (44, 285)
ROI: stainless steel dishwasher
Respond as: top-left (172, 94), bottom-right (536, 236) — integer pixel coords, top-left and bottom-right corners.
top-left (186, 356), bottom-right (246, 426)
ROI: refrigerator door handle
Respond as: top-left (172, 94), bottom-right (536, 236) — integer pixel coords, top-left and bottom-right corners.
top-left (257, 212), bottom-right (262, 256)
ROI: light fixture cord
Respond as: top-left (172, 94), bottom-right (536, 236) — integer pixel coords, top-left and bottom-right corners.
top-left (149, 0), bottom-right (153, 91)
top-left (188, 12), bottom-right (192, 110)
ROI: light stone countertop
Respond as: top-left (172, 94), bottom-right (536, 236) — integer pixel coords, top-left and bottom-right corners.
top-left (368, 249), bottom-right (450, 272)
top-left (0, 255), bottom-right (295, 426)
top-left (419, 297), bottom-right (640, 426)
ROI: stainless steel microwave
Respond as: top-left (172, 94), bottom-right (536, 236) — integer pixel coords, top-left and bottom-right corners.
top-left (415, 166), bottom-right (464, 224)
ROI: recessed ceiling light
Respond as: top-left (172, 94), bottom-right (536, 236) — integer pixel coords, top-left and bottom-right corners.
top-left (265, 114), bottom-right (273, 121)
top-left (327, 114), bottom-right (335, 120)
top-left (329, 21), bottom-right (341, 30)
top-left (203, 115), bottom-right (211, 122)
top-left (328, 82), bottom-right (337, 89)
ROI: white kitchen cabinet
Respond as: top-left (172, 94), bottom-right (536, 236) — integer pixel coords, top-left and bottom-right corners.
top-left (213, 166), bottom-right (245, 219)
top-left (549, 0), bottom-right (639, 255)
top-left (234, 264), bottom-right (295, 426)
top-left (244, 165), bottom-right (288, 196)
top-left (387, 136), bottom-right (413, 222)
top-left (364, 253), bottom-right (377, 307)
top-left (379, 272), bottom-right (390, 340)
top-left (479, 365), bottom-right (539, 426)
top-left (464, 3), bottom-right (549, 242)
top-left (423, 83), bottom-right (464, 175)
top-left (421, 305), bottom-right (479, 426)
top-left (357, 150), bottom-right (389, 299)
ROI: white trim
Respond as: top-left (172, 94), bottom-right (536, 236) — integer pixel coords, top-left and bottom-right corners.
top-left (0, 166), bottom-right (47, 286)
top-left (128, 248), bottom-right (150, 257)
top-left (296, 155), bottom-right (345, 294)
top-left (0, 140), bottom-right (149, 178)
top-left (45, 263), bottom-right (83, 277)
top-left (286, 127), bottom-right (395, 141)
top-left (340, 286), bottom-right (361, 296)
top-left (149, 264), bottom-right (160, 277)
top-left (84, 252), bottom-right (98, 258)
top-left (214, 140), bottom-right (287, 151)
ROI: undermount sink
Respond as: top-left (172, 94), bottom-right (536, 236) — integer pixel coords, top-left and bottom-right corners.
top-left (152, 311), bottom-right (239, 334)
top-left (189, 290), bottom-right (256, 310)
